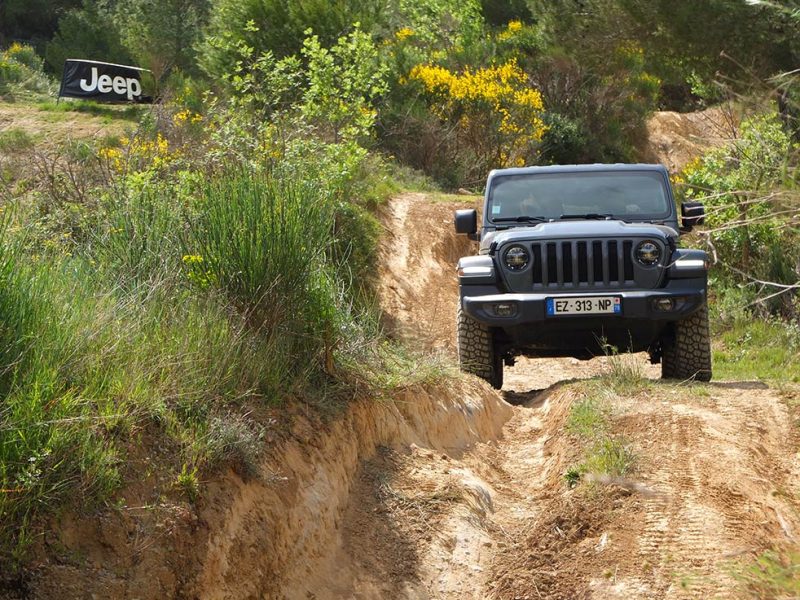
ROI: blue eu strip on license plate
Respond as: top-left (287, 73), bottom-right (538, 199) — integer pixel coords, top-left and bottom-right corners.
top-left (546, 296), bottom-right (622, 316)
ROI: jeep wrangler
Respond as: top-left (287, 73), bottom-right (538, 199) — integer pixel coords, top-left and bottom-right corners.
top-left (454, 164), bottom-right (711, 389)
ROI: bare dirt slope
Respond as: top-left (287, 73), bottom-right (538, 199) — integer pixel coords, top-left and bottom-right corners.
top-left (299, 192), bottom-right (800, 599)
top-left (642, 106), bottom-right (738, 173)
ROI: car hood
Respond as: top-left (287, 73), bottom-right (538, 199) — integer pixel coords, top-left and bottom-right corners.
top-left (480, 220), bottom-right (678, 252)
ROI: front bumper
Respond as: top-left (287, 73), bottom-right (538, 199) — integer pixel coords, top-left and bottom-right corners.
top-left (462, 286), bottom-right (706, 327)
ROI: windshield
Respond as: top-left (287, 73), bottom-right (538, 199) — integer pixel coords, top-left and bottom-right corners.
top-left (487, 171), bottom-right (671, 223)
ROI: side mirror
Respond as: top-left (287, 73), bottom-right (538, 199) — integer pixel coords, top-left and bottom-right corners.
top-left (454, 209), bottom-right (478, 240)
top-left (681, 201), bottom-right (705, 230)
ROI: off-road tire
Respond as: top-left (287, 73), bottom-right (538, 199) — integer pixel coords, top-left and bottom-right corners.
top-left (661, 302), bottom-right (712, 382)
top-left (457, 307), bottom-right (503, 389)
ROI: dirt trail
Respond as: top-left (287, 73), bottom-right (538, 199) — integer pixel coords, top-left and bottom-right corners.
top-left (10, 191), bottom-right (797, 599)
top-left (302, 192), bottom-right (800, 599)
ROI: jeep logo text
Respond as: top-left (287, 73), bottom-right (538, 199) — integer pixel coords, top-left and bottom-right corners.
top-left (79, 67), bottom-right (142, 101)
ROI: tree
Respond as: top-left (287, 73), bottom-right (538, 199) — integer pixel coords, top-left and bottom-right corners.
top-left (198, 0), bottom-right (387, 79)
top-left (45, 2), bottom-right (132, 72)
top-left (111, 0), bottom-right (211, 79)
top-left (0, 0), bottom-right (81, 47)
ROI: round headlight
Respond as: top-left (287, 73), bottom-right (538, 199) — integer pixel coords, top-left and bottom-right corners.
top-left (635, 240), bottom-right (661, 266)
top-left (504, 245), bottom-right (530, 271)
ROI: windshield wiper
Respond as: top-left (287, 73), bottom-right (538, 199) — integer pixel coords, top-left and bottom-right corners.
top-left (492, 215), bottom-right (546, 223)
top-left (558, 213), bottom-right (614, 220)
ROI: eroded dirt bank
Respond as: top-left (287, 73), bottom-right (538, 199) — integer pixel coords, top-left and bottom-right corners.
top-left (8, 191), bottom-right (799, 600)
top-left (292, 192), bottom-right (799, 599)
top-left (9, 382), bottom-right (511, 599)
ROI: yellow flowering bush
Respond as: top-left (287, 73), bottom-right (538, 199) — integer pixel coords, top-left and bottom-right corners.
top-left (498, 20), bottom-right (523, 42)
top-left (98, 133), bottom-right (180, 177)
top-left (409, 59), bottom-right (546, 168)
top-left (395, 27), bottom-right (414, 41)
top-left (173, 109), bottom-right (203, 126)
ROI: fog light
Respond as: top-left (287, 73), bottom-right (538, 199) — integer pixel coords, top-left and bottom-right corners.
top-left (493, 303), bottom-right (517, 317)
top-left (653, 298), bottom-right (676, 311)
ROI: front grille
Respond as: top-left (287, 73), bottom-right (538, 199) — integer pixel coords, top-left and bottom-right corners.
top-left (530, 239), bottom-right (635, 288)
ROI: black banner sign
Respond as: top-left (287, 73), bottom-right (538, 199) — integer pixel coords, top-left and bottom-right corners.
top-left (58, 59), bottom-right (151, 104)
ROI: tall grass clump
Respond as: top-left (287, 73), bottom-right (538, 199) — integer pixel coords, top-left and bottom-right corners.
top-left (92, 183), bottom-right (185, 290)
top-left (185, 171), bottom-right (345, 393)
top-left (0, 240), bottom-right (121, 560)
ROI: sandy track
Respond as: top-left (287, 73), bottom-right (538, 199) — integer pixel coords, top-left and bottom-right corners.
top-left (317, 192), bottom-right (800, 599)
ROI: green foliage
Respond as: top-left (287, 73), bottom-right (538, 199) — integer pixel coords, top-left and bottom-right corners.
top-left (0, 129), bottom-right (35, 153)
top-left (734, 546), bottom-right (800, 598)
top-left (539, 113), bottom-right (587, 165)
top-left (45, 0), bottom-right (208, 79)
top-left (478, 0), bottom-right (530, 27)
top-left (581, 437), bottom-right (635, 478)
top-left (93, 182), bottom-right (184, 289)
top-left (0, 0), bottom-right (82, 44)
top-left (712, 316), bottom-right (800, 382)
top-left (45, 3), bottom-right (133, 73)
top-left (392, 0), bottom-right (484, 48)
top-left (175, 464), bottom-right (200, 502)
top-left (566, 398), bottom-right (609, 439)
top-left (185, 173), bottom-right (336, 331)
top-left (563, 392), bottom-right (634, 485)
top-left (681, 112), bottom-right (799, 310)
top-left (300, 26), bottom-right (389, 143)
top-left (618, 0), bottom-right (800, 88)
top-left (0, 43), bottom-right (55, 99)
top-left (110, 0), bottom-right (210, 79)
top-left (198, 0), bottom-right (385, 77)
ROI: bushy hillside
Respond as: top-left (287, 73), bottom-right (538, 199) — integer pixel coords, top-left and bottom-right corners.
top-left (0, 0), bottom-right (799, 591)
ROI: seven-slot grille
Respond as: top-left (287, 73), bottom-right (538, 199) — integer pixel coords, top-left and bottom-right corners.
top-left (528, 239), bottom-right (635, 288)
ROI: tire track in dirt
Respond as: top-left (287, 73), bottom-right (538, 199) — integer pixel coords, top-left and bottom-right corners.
top-left (299, 192), bottom-right (800, 600)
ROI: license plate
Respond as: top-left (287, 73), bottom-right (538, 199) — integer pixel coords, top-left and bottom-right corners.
top-left (546, 296), bottom-right (621, 316)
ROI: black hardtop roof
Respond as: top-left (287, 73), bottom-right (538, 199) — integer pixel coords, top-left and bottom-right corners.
top-left (487, 163), bottom-right (669, 179)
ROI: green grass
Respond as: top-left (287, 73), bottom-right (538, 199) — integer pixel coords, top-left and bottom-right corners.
top-left (0, 162), bottom-right (437, 565)
top-left (733, 546), bottom-right (800, 598)
top-left (712, 318), bottom-right (800, 382)
top-left (35, 100), bottom-right (145, 121)
top-left (0, 128), bottom-right (36, 153)
top-left (563, 394), bottom-right (634, 486)
top-left (566, 397), bottom-right (609, 438)
top-left (604, 350), bottom-right (650, 394)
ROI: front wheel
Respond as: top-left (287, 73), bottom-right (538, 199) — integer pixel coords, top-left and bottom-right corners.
top-left (457, 307), bottom-right (503, 389)
top-left (661, 303), bottom-right (712, 382)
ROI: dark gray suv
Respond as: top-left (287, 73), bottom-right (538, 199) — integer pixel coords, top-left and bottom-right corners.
top-left (454, 164), bottom-right (711, 389)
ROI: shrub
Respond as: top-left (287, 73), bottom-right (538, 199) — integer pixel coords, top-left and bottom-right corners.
top-left (680, 111), bottom-right (799, 315)
top-left (184, 172), bottom-right (345, 381)
top-left (198, 0), bottom-right (386, 77)
top-left (0, 43), bottom-right (54, 99)
top-left (406, 59), bottom-right (547, 181)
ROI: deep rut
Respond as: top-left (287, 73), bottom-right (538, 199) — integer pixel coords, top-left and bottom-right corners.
top-left (310, 192), bottom-right (800, 600)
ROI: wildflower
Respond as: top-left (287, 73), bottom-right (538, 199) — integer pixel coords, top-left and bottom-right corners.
top-left (173, 109), bottom-right (190, 125)
top-left (395, 27), bottom-right (414, 41)
top-left (498, 20), bottom-right (524, 41)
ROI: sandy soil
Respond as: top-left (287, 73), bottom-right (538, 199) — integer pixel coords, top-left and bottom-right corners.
top-left (642, 105), bottom-right (739, 173)
top-left (295, 192), bottom-right (800, 600)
